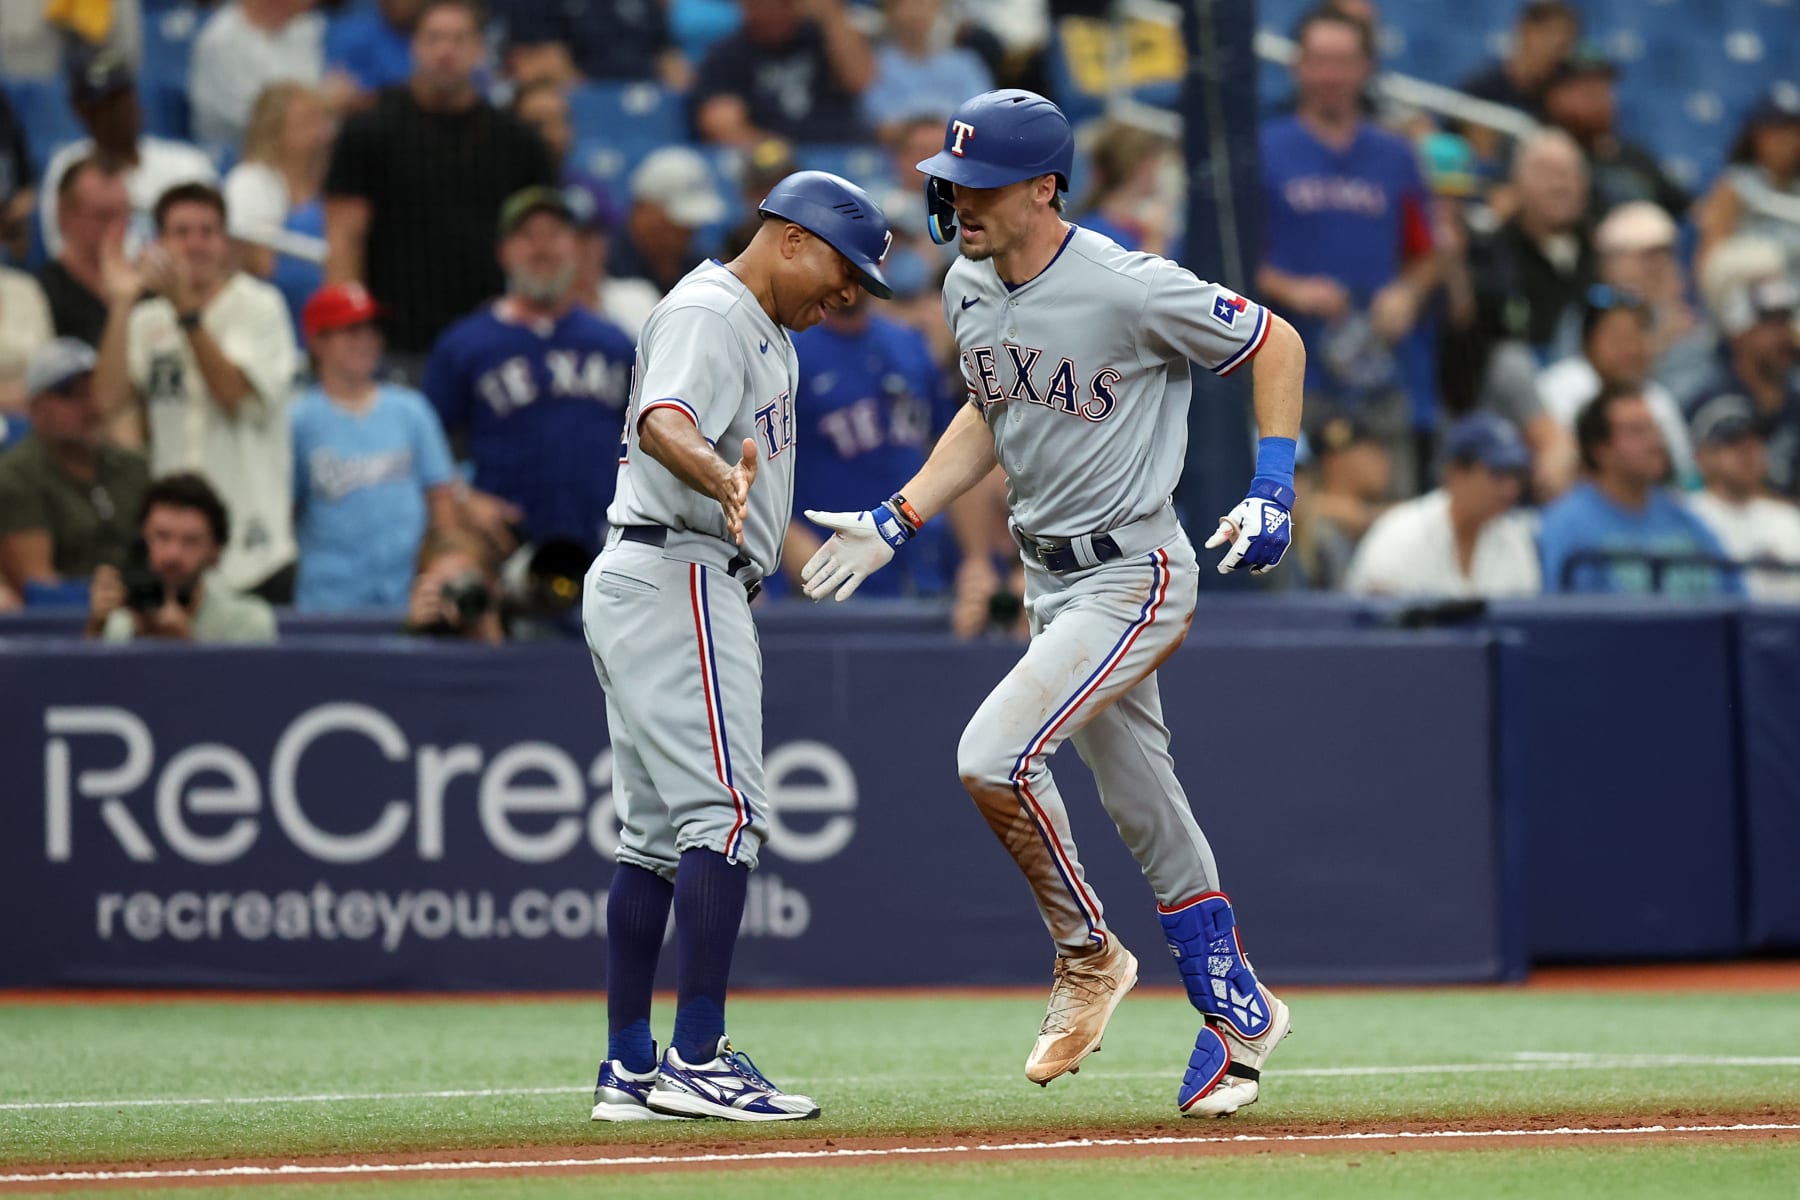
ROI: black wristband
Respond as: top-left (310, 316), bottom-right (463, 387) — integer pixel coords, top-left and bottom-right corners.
top-left (177, 311), bottom-right (202, 331)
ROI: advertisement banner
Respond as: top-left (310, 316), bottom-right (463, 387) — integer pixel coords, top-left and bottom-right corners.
top-left (0, 631), bottom-right (1511, 988)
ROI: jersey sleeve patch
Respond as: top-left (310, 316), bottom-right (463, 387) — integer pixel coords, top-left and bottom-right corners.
top-left (1212, 304), bottom-right (1270, 377)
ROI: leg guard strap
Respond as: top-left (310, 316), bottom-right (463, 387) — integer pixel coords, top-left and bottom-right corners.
top-left (1158, 891), bottom-right (1275, 1040)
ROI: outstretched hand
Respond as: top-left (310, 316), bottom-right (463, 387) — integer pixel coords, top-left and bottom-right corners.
top-left (716, 437), bottom-right (759, 545)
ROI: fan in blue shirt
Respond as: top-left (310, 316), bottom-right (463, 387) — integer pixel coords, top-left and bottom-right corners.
top-left (784, 297), bottom-right (960, 596)
top-left (325, 0), bottom-right (417, 94)
top-left (292, 284), bottom-right (458, 612)
top-left (1540, 387), bottom-right (1741, 596)
top-left (423, 187), bottom-right (637, 558)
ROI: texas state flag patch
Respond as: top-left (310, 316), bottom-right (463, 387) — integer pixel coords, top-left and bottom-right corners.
top-left (1211, 293), bottom-right (1249, 328)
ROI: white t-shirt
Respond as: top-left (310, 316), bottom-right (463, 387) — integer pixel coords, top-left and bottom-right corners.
top-left (1686, 490), bottom-right (1800, 602)
top-left (1344, 489), bottom-right (1543, 598)
top-left (39, 137), bottom-right (219, 260)
top-left (0, 267), bottom-right (53, 408)
top-left (127, 273), bottom-right (299, 590)
top-left (188, 3), bottom-right (326, 147)
top-left (595, 277), bottom-right (661, 341)
top-left (222, 161), bottom-right (290, 241)
top-left (1538, 356), bottom-right (1696, 483)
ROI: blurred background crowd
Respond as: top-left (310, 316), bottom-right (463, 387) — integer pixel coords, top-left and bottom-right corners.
top-left (1, 0), bottom-right (1799, 645)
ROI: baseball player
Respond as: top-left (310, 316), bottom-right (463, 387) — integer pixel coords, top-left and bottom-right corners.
top-left (584, 171), bottom-right (894, 1123)
top-left (800, 90), bottom-right (1306, 1118)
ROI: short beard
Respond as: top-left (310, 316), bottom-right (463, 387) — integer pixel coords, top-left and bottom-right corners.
top-left (957, 243), bottom-right (994, 263)
top-left (509, 265), bottom-right (575, 305)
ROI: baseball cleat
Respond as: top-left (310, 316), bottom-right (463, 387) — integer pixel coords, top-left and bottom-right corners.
top-left (591, 1058), bottom-right (690, 1122)
top-left (1178, 989), bottom-right (1292, 1118)
top-left (1024, 939), bottom-right (1139, 1085)
top-left (645, 1037), bottom-right (821, 1122)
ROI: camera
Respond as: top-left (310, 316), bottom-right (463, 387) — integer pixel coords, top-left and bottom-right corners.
top-left (439, 569), bottom-right (493, 626)
top-left (121, 539), bottom-right (194, 613)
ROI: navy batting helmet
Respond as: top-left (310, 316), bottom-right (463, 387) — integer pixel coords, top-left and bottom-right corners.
top-left (758, 170), bottom-right (895, 299)
top-left (915, 89), bottom-right (1074, 244)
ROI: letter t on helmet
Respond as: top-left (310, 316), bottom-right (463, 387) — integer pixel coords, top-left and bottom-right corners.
top-left (916, 89), bottom-right (1075, 245)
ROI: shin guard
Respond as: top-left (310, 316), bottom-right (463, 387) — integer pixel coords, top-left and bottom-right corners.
top-left (1158, 891), bottom-right (1274, 1040)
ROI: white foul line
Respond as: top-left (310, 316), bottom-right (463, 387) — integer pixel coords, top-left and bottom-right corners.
top-left (2, 1123), bottom-right (1797, 1185)
top-left (4, 1053), bottom-right (1798, 1113)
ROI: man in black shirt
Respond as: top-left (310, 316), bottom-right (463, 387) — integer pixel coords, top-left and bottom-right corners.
top-left (0, 87), bottom-right (34, 263)
top-left (1457, 1), bottom-right (1578, 118)
top-left (1469, 129), bottom-right (1597, 358)
top-left (693, 0), bottom-right (873, 145)
top-left (324, 0), bottom-right (556, 372)
top-left (36, 157), bottom-right (131, 347)
top-left (1540, 47), bottom-right (1689, 222)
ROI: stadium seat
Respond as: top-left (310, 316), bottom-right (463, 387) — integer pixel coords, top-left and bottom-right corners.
top-left (4, 81), bottom-right (83, 173)
top-left (567, 81), bottom-right (685, 154)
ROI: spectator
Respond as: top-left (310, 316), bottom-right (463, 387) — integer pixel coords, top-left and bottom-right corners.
top-left (1685, 393), bottom-right (1800, 602)
top-left (782, 288), bottom-right (961, 597)
top-left (326, 0), bottom-right (425, 94)
top-left (1537, 287), bottom-right (1695, 485)
top-left (862, 0), bottom-right (992, 135)
top-left (0, 86), bottom-right (35, 262)
top-left (1695, 85), bottom-right (1800, 277)
top-left (292, 283), bottom-right (458, 611)
top-left (325, 0), bottom-right (557, 374)
top-left (89, 471), bottom-right (278, 643)
top-left (1538, 46), bottom-right (1687, 222)
top-left (1344, 412), bottom-right (1541, 597)
top-left (1682, 270), bottom-right (1800, 499)
top-left (423, 187), bottom-right (636, 559)
top-left (93, 182), bottom-right (301, 599)
top-left (6, 0), bottom-right (143, 80)
top-left (405, 527), bottom-right (504, 641)
top-left (1595, 201), bottom-right (1698, 365)
top-left (0, 339), bottom-right (149, 596)
top-left (693, 0), bottom-right (874, 145)
top-left (1299, 415), bottom-right (1393, 590)
top-left (37, 157), bottom-right (131, 348)
top-left (501, 0), bottom-right (689, 88)
top-left (189, 0), bottom-right (345, 149)
top-left (1468, 128), bottom-right (1594, 358)
top-left (0, 263), bottom-right (53, 413)
top-left (225, 83), bottom-right (334, 340)
top-left (1258, 5), bottom-right (1437, 485)
top-left (1457, 0), bottom-right (1578, 118)
top-left (1072, 121), bottom-right (1176, 257)
top-left (721, 137), bottom-right (797, 258)
top-left (1538, 386), bottom-right (1735, 596)
top-left (39, 49), bottom-right (217, 260)
top-left (609, 146), bottom-right (727, 296)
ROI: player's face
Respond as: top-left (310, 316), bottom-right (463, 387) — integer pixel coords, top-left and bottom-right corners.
top-left (159, 201), bottom-right (228, 290)
top-left (947, 177), bottom-right (1044, 261)
top-left (778, 228), bottom-right (859, 331)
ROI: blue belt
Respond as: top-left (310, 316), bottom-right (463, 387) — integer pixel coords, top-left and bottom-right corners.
top-left (617, 525), bottom-right (763, 602)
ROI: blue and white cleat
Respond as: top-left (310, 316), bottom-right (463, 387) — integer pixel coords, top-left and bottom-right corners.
top-left (645, 1037), bottom-right (821, 1122)
top-left (591, 1058), bottom-right (690, 1122)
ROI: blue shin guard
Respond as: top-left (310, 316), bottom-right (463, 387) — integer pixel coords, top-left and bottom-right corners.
top-left (1158, 891), bottom-right (1274, 1040)
top-left (1177, 1025), bottom-right (1232, 1112)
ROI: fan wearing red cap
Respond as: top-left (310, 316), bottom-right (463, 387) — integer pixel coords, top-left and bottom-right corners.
top-left (289, 282), bottom-right (460, 612)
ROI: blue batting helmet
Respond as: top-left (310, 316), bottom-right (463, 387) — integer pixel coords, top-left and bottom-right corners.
top-left (915, 89), bottom-right (1074, 244)
top-left (758, 170), bottom-right (895, 299)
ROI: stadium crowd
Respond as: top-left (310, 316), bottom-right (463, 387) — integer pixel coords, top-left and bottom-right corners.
top-left (1, 0), bottom-right (1799, 642)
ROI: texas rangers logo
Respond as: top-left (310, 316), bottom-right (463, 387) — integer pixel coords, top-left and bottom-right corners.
top-left (949, 120), bottom-right (976, 156)
top-left (1211, 293), bottom-right (1249, 328)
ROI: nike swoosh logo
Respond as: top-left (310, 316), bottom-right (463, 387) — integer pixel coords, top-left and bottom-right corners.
top-left (961, 296), bottom-right (980, 310)
top-left (759, 339), bottom-right (770, 353)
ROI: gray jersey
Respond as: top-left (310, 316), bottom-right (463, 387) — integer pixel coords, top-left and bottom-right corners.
top-left (608, 262), bottom-right (799, 575)
top-left (944, 226), bottom-right (1271, 538)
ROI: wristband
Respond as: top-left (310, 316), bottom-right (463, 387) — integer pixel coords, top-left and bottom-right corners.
top-left (887, 493), bottom-right (923, 534)
top-left (1253, 436), bottom-right (1297, 494)
top-left (872, 499), bottom-right (916, 548)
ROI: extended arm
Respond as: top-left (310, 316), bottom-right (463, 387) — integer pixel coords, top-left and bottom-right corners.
top-left (638, 407), bottom-right (759, 543)
top-left (1206, 313), bottom-right (1307, 575)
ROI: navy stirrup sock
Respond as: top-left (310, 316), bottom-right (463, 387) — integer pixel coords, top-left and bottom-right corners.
top-left (671, 848), bottom-right (751, 1064)
top-left (606, 863), bottom-right (674, 1074)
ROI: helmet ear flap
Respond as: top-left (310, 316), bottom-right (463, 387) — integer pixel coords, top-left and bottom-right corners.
top-left (925, 176), bottom-right (957, 246)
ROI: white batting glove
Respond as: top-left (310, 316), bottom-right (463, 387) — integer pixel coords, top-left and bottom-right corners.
top-left (801, 504), bottom-right (913, 601)
top-left (1204, 480), bottom-right (1296, 575)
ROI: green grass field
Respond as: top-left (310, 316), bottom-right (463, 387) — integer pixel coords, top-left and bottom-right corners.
top-left (3, 985), bottom-right (1798, 1196)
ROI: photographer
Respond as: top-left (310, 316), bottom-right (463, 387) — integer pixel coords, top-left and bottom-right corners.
top-left (88, 473), bottom-right (277, 643)
top-left (404, 528), bottom-right (505, 644)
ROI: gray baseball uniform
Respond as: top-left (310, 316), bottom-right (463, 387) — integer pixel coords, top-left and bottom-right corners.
top-left (584, 262), bottom-right (799, 875)
top-left (949, 226), bottom-right (1272, 952)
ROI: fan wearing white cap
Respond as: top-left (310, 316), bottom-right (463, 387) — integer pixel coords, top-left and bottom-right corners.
top-left (1683, 261), bottom-right (1800, 499)
top-left (609, 147), bottom-right (730, 296)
